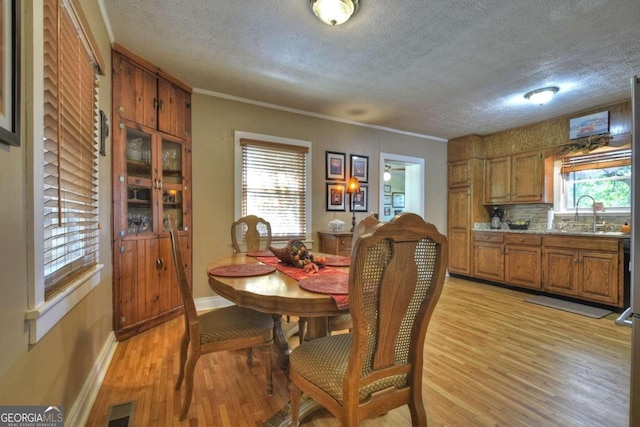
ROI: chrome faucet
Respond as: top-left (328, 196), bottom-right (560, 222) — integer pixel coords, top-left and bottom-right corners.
top-left (575, 195), bottom-right (597, 232)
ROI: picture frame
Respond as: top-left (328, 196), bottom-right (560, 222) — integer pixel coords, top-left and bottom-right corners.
top-left (0, 0), bottom-right (21, 146)
top-left (392, 192), bottom-right (405, 208)
top-left (383, 195), bottom-right (392, 205)
top-left (350, 154), bottom-right (369, 183)
top-left (326, 182), bottom-right (346, 211)
top-left (394, 210), bottom-right (403, 215)
top-left (384, 185), bottom-right (391, 193)
top-left (569, 111), bottom-right (609, 140)
top-left (326, 151), bottom-right (346, 180)
top-left (350, 185), bottom-right (368, 212)
top-left (383, 206), bottom-right (391, 216)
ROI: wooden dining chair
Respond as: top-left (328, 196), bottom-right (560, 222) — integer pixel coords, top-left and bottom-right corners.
top-left (288, 213), bottom-right (448, 426)
top-left (168, 216), bottom-right (274, 420)
top-left (231, 215), bottom-right (272, 253)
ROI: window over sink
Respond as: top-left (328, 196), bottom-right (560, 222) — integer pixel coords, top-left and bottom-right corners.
top-left (554, 148), bottom-right (631, 213)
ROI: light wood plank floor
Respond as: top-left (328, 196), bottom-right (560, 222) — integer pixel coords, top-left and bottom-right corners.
top-left (86, 276), bottom-right (631, 426)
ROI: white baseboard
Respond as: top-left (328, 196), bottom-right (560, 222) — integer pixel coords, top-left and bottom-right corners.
top-left (194, 295), bottom-right (234, 312)
top-left (66, 296), bottom-right (229, 426)
top-left (67, 332), bottom-right (118, 427)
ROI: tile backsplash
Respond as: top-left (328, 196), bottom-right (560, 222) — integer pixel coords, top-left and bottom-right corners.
top-left (477, 203), bottom-right (631, 232)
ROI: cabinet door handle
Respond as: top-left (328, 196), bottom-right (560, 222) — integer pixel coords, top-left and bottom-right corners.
top-left (153, 97), bottom-right (158, 110)
top-left (156, 258), bottom-right (165, 270)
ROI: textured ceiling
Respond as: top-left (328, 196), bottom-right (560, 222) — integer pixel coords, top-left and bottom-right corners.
top-left (100, 0), bottom-right (640, 141)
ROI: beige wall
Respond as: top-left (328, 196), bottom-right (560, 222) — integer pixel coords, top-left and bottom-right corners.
top-left (0, 0), bottom-right (114, 415)
top-left (0, 0), bottom-right (447, 417)
top-left (190, 94), bottom-right (448, 298)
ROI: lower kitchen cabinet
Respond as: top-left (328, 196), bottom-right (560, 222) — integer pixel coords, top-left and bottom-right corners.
top-left (470, 231), bottom-right (624, 308)
top-left (543, 235), bottom-right (621, 306)
top-left (473, 232), bottom-right (504, 282)
top-left (504, 234), bottom-right (542, 290)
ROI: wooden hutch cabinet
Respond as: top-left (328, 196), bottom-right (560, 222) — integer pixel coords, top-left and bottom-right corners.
top-left (317, 232), bottom-right (353, 257)
top-left (112, 45), bottom-right (192, 340)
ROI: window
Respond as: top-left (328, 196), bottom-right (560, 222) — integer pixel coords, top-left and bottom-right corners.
top-left (26, 0), bottom-right (105, 343)
top-left (235, 132), bottom-right (311, 241)
top-left (560, 149), bottom-right (631, 211)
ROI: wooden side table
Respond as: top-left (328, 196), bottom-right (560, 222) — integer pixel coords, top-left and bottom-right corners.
top-left (317, 232), bottom-right (353, 257)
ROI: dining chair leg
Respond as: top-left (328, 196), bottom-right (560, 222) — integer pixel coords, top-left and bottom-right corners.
top-left (263, 340), bottom-right (274, 395)
top-left (247, 347), bottom-right (254, 366)
top-left (175, 331), bottom-right (190, 390)
top-left (408, 387), bottom-right (428, 425)
top-left (289, 381), bottom-right (301, 426)
top-left (298, 318), bottom-right (307, 345)
top-left (179, 352), bottom-right (199, 420)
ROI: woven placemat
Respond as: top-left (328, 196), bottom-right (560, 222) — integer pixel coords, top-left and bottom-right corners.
top-left (245, 250), bottom-right (274, 257)
top-left (299, 273), bottom-right (349, 295)
top-left (322, 256), bottom-right (351, 266)
top-left (208, 264), bottom-right (276, 277)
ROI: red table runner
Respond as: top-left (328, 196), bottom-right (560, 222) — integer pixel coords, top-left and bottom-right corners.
top-left (256, 256), bottom-right (349, 310)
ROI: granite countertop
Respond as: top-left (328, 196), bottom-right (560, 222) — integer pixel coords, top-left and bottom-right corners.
top-left (473, 227), bottom-right (630, 239)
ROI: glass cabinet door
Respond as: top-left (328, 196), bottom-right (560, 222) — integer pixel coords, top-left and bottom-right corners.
top-left (125, 126), bottom-right (154, 236)
top-left (160, 136), bottom-right (184, 232)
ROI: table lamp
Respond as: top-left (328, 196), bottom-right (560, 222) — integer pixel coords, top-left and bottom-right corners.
top-left (346, 177), bottom-right (360, 232)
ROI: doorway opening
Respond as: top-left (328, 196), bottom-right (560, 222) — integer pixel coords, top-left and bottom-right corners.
top-left (379, 153), bottom-right (424, 222)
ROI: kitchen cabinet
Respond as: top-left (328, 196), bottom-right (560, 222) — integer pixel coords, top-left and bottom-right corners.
top-left (504, 234), bottom-right (542, 290)
top-left (447, 136), bottom-right (487, 276)
top-left (473, 232), bottom-right (504, 282)
top-left (112, 47), bottom-right (192, 341)
top-left (448, 160), bottom-right (471, 187)
top-left (484, 150), bottom-right (552, 204)
top-left (448, 187), bottom-right (471, 274)
top-left (543, 236), bottom-right (621, 306)
top-left (317, 232), bottom-right (353, 257)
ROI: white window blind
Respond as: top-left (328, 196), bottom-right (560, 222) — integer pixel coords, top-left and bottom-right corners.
top-left (240, 138), bottom-right (308, 239)
top-left (561, 149), bottom-right (631, 173)
top-left (43, 0), bottom-right (99, 298)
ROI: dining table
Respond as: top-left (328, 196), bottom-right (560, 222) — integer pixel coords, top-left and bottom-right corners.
top-left (207, 251), bottom-right (351, 426)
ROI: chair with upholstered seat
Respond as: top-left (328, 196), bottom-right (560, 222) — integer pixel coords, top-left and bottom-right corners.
top-left (288, 213), bottom-right (448, 426)
top-left (168, 216), bottom-right (274, 420)
top-left (231, 215), bottom-right (272, 253)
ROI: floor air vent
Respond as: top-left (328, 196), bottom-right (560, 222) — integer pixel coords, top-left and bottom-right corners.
top-left (105, 401), bottom-right (136, 427)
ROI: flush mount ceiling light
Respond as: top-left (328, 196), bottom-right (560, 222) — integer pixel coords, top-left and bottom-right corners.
top-left (524, 86), bottom-right (559, 105)
top-left (310, 0), bottom-right (359, 26)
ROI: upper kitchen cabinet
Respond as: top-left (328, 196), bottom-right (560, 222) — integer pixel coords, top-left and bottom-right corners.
top-left (112, 45), bottom-right (191, 139)
top-left (484, 150), bottom-right (553, 204)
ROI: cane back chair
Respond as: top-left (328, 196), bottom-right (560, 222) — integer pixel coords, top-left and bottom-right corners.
top-left (231, 215), bottom-right (272, 253)
top-left (168, 216), bottom-right (274, 420)
top-left (288, 213), bottom-right (448, 426)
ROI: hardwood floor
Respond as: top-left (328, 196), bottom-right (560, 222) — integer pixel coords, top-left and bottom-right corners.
top-left (86, 276), bottom-right (631, 426)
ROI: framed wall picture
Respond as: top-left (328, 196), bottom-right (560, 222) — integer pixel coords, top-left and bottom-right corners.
top-left (392, 192), bottom-right (405, 208)
top-left (350, 185), bottom-right (368, 212)
top-left (350, 154), bottom-right (369, 183)
top-left (383, 195), bottom-right (391, 205)
top-left (326, 182), bottom-right (346, 211)
top-left (569, 111), bottom-right (609, 140)
top-left (0, 0), bottom-right (20, 146)
top-left (384, 185), bottom-right (391, 193)
top-left (326, 151), bottom-right (346, 180)
top-left (383, 206), bottom-right (391, 216)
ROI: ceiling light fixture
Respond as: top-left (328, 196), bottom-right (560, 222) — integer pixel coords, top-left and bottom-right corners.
top-left (524, 86), bottom-right (559, 105)
top-left (310, 0), bottom-right (359, 26)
